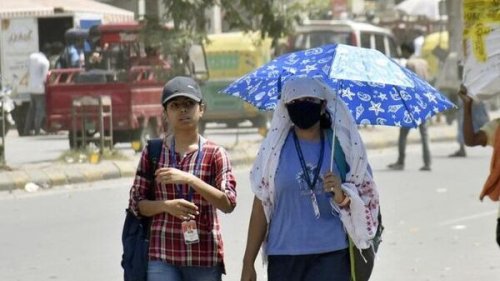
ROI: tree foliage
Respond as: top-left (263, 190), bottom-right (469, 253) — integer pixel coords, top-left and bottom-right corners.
top-left (161, 0), bottom-right (303, 46)
top-left (305, 0), bottom-right (332, 20)
top-left (141, 1), bottom-right (305, 77)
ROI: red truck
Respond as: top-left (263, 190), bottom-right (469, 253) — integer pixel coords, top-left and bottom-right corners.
top-left (44, 23), bottom-right (207, 151)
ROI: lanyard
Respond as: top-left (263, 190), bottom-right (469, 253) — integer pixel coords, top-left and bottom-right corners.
top-left (292, 129), bottom-right (325, 191)
top-left (170, 137), bottom-right (203, 202)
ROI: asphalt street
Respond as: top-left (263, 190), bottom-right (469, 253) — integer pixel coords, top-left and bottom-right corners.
top-left (0, 141), bottom-right (498, 281)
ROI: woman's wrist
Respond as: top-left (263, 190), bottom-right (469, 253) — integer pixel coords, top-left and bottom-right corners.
top-left (333, 191), bottom-right (345, 204)
top-left (337, 195), bottom-right (350, 208)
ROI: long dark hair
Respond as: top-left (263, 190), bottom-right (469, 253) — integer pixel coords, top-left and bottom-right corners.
top-left (320, 110), bottom-right (332, 129)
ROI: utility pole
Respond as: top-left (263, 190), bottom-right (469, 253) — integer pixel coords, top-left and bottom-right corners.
top-left (446, 0), bottom-right (463, 55)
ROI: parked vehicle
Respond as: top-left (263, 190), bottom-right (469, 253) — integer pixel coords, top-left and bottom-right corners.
top-left (284, 20), bottom-right (401, 58)
top-left (44, 23), bottom-right (207, 151)
top-left (0, 14), bottom-right (122, 137)
top-left (200, 32), bottom-right (272, 136)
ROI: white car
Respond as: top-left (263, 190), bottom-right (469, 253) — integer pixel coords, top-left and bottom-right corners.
top-left (287, 20), bottom-right (401, 59)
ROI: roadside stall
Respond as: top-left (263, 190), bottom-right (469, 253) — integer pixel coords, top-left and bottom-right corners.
top-left (0, 0), bottom-right (133, 137)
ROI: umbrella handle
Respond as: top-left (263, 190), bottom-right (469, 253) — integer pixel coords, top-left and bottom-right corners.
top-left (330, 124), bottom-right (336, 172)
top-left (330, 98), bottom-right (337, 172)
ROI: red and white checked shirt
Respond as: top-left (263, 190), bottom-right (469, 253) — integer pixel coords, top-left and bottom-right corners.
top-left (129, 135), bottom-right (237, 268)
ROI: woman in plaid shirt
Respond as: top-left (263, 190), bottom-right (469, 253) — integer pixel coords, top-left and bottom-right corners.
top-left (129, 76), bottom-right (237, 281)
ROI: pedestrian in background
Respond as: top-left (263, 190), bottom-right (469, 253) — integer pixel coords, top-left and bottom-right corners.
top-left (23, 47), bottom-right (50, 136)
top-left (458, 85), bottom-right (500, 247)
top-left (128, 76), bottom-right (237, 281)
top-left (388, 42), bottom-right (432, 171)
top-left (48, 42), bottom-right (64, 69)
top-left (241, 77), bottom-right (380, 281)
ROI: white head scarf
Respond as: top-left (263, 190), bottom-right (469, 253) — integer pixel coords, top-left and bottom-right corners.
top-left (281, 76), bottom-right (327, 103)
top-left (250, 76), bottom-right (380, 251)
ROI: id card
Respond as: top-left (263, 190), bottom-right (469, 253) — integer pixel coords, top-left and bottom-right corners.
top-left (310, 191), bottom-right (320, 219)
top-left (181, 220), bottom-right (199, 244)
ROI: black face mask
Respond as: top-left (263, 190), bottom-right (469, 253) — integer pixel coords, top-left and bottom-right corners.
top-left (286, 101), bottom-right (322, 129)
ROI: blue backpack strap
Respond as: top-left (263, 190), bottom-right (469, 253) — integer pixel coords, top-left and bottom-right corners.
top-left (147, 139), bottom-right (163, 171)
top-left (146, 138), bottom-right (163, 200)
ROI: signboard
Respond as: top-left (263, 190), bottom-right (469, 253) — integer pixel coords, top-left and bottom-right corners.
top-left (0, 18), bottom-right (39, 94)
top-left (462, 0), bottom-right (500, 98)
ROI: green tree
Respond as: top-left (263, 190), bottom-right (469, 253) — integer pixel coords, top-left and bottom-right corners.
top-left (161, 0), bottom-right (303, 47)
top-left (141, 1), bottom-right (304, 77)
top-left (305, 0), bottom-right (332, 20)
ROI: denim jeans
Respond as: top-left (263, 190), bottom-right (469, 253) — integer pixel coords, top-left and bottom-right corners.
top-left (267, 249), bottom-right (351, 281)
top-left (147, 261), bottom-right (222, 281)
top-left (23, 94), bottom-right (45, 135)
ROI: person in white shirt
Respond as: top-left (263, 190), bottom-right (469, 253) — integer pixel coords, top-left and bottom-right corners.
top-left (24, 50), bottom-right (50, 135)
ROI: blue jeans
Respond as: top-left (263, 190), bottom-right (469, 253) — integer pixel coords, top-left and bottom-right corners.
top-left (268, 249), bottom-right (351, 281)
top-left (23, 94), bottom-right (45, 135)
top-left (147, 261), bottom-right (222, 281)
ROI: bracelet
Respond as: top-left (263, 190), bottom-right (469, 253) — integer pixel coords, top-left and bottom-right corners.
top-left (338, 194), bottom-right (350, 208)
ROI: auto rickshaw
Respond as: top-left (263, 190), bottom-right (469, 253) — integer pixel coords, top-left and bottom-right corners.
top-left (200, 32), bottom-right (273, 136)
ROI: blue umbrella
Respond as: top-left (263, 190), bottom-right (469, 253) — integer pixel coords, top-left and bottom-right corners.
top-left (221, 44), bottom-right (456, 128)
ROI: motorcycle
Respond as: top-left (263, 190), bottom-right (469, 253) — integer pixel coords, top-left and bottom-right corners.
top-left (0, 82), bottom-right (16, 137)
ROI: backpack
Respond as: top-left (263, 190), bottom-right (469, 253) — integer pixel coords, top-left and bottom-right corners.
top-left (121, 139), bottom-right (162, 281)
top-left (330, 133), bottom-right (383, 281)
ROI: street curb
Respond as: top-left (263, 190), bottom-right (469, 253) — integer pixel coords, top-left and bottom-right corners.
top-left (25, 169), bottom-right (51, 187)
top-left (44, 168), bottom-right (69, 186)
top-left (0, 173), bottom-right (14, 192)
top-left (0, 121), bottom-right (464, 193)
top-left (9, 171), bottom-right (30, 190)
top-left (64, 168), bottom-right (86, 184)
top-left (112, 161), bottom-right (136, 177)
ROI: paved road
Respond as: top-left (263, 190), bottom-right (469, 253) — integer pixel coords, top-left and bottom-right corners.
top-left (2, 124), bottom-right (262, 167)
top-left (0, 142), bottom-right (498, 281)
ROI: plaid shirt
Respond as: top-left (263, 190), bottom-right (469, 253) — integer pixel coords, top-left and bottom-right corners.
top-left (129, 135), bottom-right (237, 268)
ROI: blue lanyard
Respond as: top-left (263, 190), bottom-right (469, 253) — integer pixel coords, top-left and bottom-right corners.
top-left (170, 137), bottom-right (203, 202)
top-left (292, 129), bottom-right (325, 191)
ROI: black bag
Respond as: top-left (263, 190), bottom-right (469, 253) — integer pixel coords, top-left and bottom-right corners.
top-left (496, 217), bottom-right (500, 248)
top-left (349, 211), bottom-right (384, 281)
top-left (121, 139), bottom-right (162, 281)
top-left (333, 136), bottom-right (383, 281)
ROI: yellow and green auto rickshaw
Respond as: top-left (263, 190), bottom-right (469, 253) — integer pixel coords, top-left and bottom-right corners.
top-left (420, 31), bottom-right (449, 84)
top-left (200, 32), bottom-right (273, 136)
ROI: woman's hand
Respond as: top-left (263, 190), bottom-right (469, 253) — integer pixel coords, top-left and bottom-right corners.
top-left (241, 262), bottom-right (257, 281)
top-left (323, 171), bottom-right (345, 204)
top-left (155, 167), bottom-right (194, 185)
top-left (164, 199), bottom-right (199, 220)
top-left (457, 84), bottom-right (473, 105)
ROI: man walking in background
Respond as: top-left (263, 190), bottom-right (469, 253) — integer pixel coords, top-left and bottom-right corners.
top-left (24, 48), bottom-right (50, 136)
top-left (388, 42), bottom-right (432, 171)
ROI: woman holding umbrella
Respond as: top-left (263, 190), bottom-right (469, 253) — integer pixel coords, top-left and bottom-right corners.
top-left (240, 77), bottom-right (381, 281)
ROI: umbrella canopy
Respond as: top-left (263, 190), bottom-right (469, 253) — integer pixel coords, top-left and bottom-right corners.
top-left (395, 0), bottom-right (442, 21)
top-left (222, 44), bottom-right (455, 128)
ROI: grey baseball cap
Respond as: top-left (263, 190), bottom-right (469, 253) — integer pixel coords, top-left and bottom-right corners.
top-left (161, 76), bottom-right (202, 105)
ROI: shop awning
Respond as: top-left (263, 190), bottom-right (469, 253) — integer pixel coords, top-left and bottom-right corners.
top-left (0, 0), bottom-right (134, 22)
